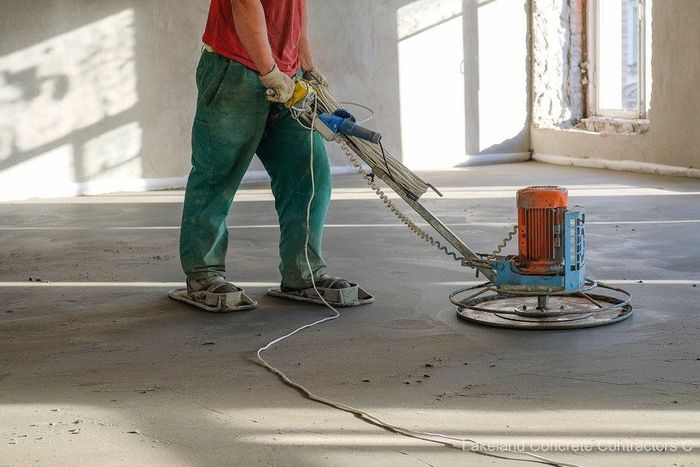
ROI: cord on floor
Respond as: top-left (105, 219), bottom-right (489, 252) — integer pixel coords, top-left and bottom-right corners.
top-left (255, 90), bottom-right (579, 467)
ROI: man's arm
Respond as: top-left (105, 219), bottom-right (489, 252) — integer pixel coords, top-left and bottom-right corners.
top-left (299, 2), bottom-right (328, 87)
top-left (298, 1), bottom-right (314, 72)
top-left (230, 0), bottom-right (275, 74)
top-left (230, 0), bottom-right (294, 102)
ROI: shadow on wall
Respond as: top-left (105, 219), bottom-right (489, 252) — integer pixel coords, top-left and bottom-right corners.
top-left (0, 9), bottom-right (142, 200)
top-left (0, 1), bottom-right (206, 201)
top-left (396, 0), bottom-right (530, 169)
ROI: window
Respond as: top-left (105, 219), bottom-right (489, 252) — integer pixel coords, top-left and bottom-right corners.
top-left (587, 0), bottom-right (652, 119)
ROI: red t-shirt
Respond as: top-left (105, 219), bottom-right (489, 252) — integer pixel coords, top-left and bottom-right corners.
top-left (202, 0), bottom-right (304, 75)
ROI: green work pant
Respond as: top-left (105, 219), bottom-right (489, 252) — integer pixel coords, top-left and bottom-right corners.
top-left (180, 51), bottom-right (331, 288)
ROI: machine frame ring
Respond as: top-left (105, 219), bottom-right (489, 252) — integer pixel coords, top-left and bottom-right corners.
top-left (451, 281), bottom-right (633, 330)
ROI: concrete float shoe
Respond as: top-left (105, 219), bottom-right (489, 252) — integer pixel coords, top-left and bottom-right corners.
top-left (169, 275), bottom-right (257, 313)
top-left (267, 274), bottom-right (374, 307)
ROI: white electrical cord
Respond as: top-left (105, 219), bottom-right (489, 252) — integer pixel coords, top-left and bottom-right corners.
top-left (339, 100), bottom-right (375, 123)
top-left (255, 90), bottom-right (580, 467)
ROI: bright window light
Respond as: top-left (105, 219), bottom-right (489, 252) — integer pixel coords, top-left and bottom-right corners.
top-left (591, 0), bottom-right (652, 118)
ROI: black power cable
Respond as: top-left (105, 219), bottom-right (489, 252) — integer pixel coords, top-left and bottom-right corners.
top-left (378, 140), bottom-right (395, 183)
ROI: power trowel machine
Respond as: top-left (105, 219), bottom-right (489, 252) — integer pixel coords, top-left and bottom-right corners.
top-left (280, 79), bottom-right (633, 329)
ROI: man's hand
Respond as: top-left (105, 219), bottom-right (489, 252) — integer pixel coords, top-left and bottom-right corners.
top-left (260, 64), bottom-right (295, 103)
top-left (303, 69), bottom-right (329, 87)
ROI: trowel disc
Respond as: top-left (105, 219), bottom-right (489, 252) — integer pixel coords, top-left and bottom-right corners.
top-left (455, 289), bottom-right (633, 330)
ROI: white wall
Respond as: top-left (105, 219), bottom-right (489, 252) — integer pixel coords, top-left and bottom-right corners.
top-left (0, 0), bottom-right (532, 200)
top-left (0, 1), bottom-right (209, 200)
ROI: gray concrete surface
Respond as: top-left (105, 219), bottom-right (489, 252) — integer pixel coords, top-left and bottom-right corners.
top-left (1, 161), bottom-right (699, 466)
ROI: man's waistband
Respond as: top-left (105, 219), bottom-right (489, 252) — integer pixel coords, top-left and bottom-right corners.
top-left (201, 44), bottom-right (294, 76)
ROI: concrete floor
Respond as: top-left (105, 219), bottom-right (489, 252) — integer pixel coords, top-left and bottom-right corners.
top-left (0, 161), bottom-right (698, 466)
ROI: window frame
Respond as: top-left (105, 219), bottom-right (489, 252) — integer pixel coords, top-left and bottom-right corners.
top-left (587, 0), bottom-right (650, 120)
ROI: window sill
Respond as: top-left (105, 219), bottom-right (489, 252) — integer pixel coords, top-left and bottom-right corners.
top-left (575, 117), bottom-right (649, 135)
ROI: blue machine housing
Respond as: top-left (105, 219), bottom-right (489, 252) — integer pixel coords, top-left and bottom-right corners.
top-left (493, 208), bottom-right (586, 294)
top-left (318, 110), bottom-right (382, 144)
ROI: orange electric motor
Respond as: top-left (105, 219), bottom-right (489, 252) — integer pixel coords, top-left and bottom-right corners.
top-left (515, 186), bottom-right (569, 275)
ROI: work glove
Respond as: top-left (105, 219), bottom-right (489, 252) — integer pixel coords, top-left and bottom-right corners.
top-left (260, 64), bottom-right (295, 103)
top-left (303, 69), bottom-right (329, 87)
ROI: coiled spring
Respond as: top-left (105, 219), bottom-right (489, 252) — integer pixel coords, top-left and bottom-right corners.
top-left (490, 225), bottom-right (518, 257)
top-left (340, 141), bottom-right (464, 263)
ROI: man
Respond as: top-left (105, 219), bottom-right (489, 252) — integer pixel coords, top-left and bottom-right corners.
top-left (171, 0), bottom-right (373, 312)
